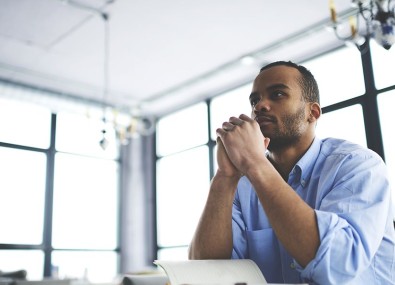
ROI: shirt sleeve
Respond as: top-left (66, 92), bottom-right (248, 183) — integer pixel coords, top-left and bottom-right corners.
top-left (299, 149), bottom-right (393, 284)
top-left (231, 187), bottom-right (248, 259)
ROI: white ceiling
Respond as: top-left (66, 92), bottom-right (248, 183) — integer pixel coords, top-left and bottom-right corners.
top-left (0, 0), bottom-right (354, 117)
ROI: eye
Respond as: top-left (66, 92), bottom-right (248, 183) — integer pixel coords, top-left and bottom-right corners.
top-left (250, 96), bottom-right (260, 107)
top-left (270, 90), bottom-right (285, 100)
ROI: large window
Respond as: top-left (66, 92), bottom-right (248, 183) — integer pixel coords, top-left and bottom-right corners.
top-left (0, 97), bottom-right (120, 282)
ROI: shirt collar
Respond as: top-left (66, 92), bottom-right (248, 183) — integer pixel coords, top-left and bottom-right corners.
top-left (290, 137), bottom-right (322, 188)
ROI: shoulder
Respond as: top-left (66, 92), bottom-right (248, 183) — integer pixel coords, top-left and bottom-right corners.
top-left (315, 138), bottom-right (391, 199)
top-left (319, 137), bottom-right (383, 162)
top-left (316, 138), bottom-right (388, 187)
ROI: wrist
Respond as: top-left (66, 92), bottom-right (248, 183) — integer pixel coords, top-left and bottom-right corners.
top-left (244, 156), bottom-right (273, 183)
top-left (214, 169), bottom-right (241, 183)
top-left (211, 171), bottom-right (240, 194)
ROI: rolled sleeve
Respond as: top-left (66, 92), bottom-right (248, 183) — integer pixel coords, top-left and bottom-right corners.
top-left (300, 150), bottom-right (392, 284)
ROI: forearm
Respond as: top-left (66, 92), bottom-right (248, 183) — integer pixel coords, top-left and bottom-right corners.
top-left (188, 174), bottom-right (239, 260)
top-left (246, 159), bottom-right (319, 267)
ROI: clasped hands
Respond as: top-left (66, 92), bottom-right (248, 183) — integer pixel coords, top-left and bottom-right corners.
top-left (216, 114), bottom-right (270, 178)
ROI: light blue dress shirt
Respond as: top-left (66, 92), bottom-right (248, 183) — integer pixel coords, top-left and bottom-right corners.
top-left (231, 137), bottom-right (395, 284)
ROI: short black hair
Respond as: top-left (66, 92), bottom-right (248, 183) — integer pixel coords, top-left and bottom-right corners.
top-left (260, 61), bottom-right (320, 104)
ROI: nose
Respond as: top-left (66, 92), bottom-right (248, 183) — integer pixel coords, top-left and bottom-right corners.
top-left (253, 97), bottom-right (271, 113)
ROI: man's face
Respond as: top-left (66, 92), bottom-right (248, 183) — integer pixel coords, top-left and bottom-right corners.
top-left (249, 65), bottom-right (310, 150)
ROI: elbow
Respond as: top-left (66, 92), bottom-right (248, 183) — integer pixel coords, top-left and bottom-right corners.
top-left (187, 241), bottom-right (232, 260)
top-left (188, 244), bottom-right (197, 260)
top-left (187, 243), bottom-right (210, 260)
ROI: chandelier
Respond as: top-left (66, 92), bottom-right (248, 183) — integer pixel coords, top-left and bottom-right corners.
top-left (330, 0), bottom-right (395, 49)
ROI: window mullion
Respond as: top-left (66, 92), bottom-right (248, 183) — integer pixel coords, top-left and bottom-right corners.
top-left (43, 113), bottom-right (57, 277)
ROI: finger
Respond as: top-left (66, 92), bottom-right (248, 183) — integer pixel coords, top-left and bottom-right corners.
top-left (216, 127), bottom-right (227, 137)
top-left (264, 137), bottom-right (270, 149)
top-left (216, 137), bottom-right (227, 152)
top-left (229, 116), bottom-right (244, 126)
top-left (222, 122), bottom-right (235, 131)
top-left (239, 114), bottom-right (253, 122)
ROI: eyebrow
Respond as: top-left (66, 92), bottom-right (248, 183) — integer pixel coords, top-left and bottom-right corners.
top-left (267, 83), bottom-right (290, 91)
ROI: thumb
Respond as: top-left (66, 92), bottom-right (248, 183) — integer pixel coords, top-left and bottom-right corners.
top-left (264, 137), bottom-right (270, 149)
top-left (216, 136), bottom-right (224, 149)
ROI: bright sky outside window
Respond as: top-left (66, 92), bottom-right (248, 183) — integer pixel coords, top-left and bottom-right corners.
top-left (0, 250), bottom-right (44, 280)
top-left (52, 153), bottom-right (119, 250)
top-left (156, 102), bottom-right (208, 156)
top-left (156, 146), bottom-right (210, 248)
top-left (316, 104), bottom-right (367, 147)
top-left (0, 98), bottom-right (51, 148)
top-left (51, 251), bottom-right (118, 282)
top-left (303, 46), bottom-right (365, 108)
top-left (371, 39), bottom-right (395, 89)
top-left (210, 83), bottom-right (252, 140)
top-left (0, 147), bottom-right (46, 245)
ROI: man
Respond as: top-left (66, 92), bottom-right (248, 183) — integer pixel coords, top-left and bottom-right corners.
top-left (188, 61), bottom-right (395, 284)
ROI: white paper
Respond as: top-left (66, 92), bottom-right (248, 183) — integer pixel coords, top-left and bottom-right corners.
top-left (154, 259), bottom-right (267, 285)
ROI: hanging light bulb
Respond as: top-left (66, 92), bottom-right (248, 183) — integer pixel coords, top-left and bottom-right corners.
top-left (371, 7), bottom-right (395, 49)
top-left (99, 130), bottom-right (109, 150)
top-left (99, 116), bottom-right (109, 150)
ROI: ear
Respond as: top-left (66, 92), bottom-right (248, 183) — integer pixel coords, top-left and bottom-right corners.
top-left (307, 102), bottom-right (321, 123)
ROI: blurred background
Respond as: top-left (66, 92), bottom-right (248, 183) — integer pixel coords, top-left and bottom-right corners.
top-left (0, 0), bottom-right (394, 282)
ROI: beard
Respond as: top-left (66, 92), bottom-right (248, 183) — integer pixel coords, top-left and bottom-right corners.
top-left (263, 105), bottom-right (307, 151)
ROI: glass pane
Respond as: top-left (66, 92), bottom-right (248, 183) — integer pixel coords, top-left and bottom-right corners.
top-left (0, 250), bottom-right (44, 280)
top-left (156, 103), bottom-right (208, 156)
top-left (371, 39), bottom-right (395, 89)
top-left (0, 97), bottom-right (51, 148)
top-left (56, 112), bottom-right (118, 159)
top-left (157, 146), bottom-right (210, 247)
top-left (0, 147), bottom-right (46, 244)
top-left (52, 153), bottom-right (119, 249)
top-left (303, 46), bottom-right (365, 107)
top-left (210, 83), bottom-right (252, 140)
top-left (157, 246), bottom-right (188, 261)
top-left (377, 91), bottom-right (395, 218)
top-left (316, 104), bottom-right (367, 147)
top-left (52, 250), bottom-right (118, 282)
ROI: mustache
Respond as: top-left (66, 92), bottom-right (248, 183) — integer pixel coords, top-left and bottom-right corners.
top-left (254, 113), bottom-right (277, 123)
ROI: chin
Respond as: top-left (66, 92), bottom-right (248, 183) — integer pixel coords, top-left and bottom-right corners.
top-left (260, 129), bottom-right (272, 138)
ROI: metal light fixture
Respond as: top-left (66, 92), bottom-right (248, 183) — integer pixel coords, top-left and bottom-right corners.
top-left (330, 0), bottom-right (395, 49)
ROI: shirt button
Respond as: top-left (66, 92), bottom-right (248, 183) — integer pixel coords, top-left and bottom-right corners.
top-left (290, 262), bottom-right (296, 269)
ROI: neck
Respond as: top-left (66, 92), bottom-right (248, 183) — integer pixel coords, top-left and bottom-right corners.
top-left (267, 136), bottom-right (315, 181)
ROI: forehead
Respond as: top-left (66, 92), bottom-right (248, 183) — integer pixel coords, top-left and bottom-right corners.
top-left (253, 65), bottom-right (301, 90)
